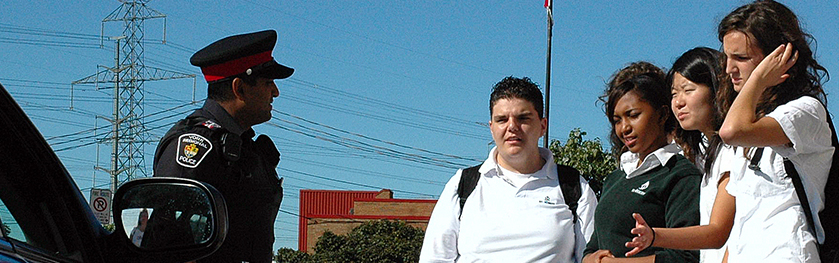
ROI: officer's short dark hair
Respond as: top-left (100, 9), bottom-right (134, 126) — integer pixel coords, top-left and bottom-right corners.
top-left (489, 76), bottom-right (544, 119)
top-left (207, 74), bottom-right (259, 102)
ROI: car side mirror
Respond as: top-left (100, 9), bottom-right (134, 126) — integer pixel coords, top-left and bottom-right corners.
top-left (108, 177), bottom-right (228, 263)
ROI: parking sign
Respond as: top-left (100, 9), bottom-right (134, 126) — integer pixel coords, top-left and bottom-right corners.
top-left (90, 188), bottom-right (111, 224)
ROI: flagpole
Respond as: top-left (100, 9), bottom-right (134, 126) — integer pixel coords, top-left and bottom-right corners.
top-left (543, 0), bottom-right (553, 149)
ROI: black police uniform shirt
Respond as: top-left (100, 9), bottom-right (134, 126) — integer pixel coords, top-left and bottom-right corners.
top-left (153, 99), bottom-right (282, 263)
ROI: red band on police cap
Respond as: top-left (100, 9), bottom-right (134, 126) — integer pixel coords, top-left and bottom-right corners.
top-left (200, 51), bottom-right (273, 82)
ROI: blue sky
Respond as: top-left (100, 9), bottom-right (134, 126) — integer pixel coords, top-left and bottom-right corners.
top-left (1, 0), bottom-right (836, 251)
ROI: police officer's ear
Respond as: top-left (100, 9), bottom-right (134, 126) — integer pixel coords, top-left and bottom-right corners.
top-left (231, 77), bottom-right (247, 101)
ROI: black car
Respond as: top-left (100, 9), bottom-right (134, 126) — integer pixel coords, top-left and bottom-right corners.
top-left (0, 82), bottom-right (228, 263)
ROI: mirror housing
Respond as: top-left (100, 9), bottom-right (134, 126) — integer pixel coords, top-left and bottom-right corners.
top-left (105, 177), bottom-right (228, 263)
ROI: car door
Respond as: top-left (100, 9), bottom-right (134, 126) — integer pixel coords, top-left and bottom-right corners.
top-left (0, 83), bottom-right (103, 262)
top-left (0, 231), bottom-right (28, 263)
top-left (0, 82), bottom-right (226, 263)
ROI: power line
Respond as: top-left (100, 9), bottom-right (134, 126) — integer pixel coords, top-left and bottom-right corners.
top-left (287, 78), bottom-right (482, 127)
top-left (45, 102), bottom-right (194, 143)
top-left (278, 208), bottom-right (310, 220)
top-left (243, 0), bottom-right (505, 76)
top-left (281, 94), bottom-right (486, 141)
top-left (0, 23), bottom-right (103, 41)
top-left (273, 136), bottom-right (456, 175)
top-left (276, 110), bottom-right (479, 164)
top-left (283, 176), bottom-right (351, 192)
top-left (144, 39), bottom-right (196, 54)
top-left (267, 117), bottom-right (467, 170)
top-left (282, 78), bottom-right (487, 141)
top-left (49, 103), bottom-right (195, 151)
top-left (279, 167), bottom-right (435, 198)
top-left (0, 37), bottom-right (100, 49)
top-left (284, 156), bottom-right (444, 186)
top-left (0, 78), bottom-right (77, 87)
top-left (16, 100), bottom-right (101, 119)
top-left (29, 114), bottom-right (94, 130)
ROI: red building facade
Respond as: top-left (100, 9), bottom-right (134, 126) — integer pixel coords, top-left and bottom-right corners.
top-left (298, 189), bottom-right (436, 252)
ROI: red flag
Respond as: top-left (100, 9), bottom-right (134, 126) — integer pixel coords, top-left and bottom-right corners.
top-left (545, 0), bottom-right (553, 25)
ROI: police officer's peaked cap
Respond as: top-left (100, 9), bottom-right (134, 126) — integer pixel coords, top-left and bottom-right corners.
top-left (190, 29), bottom-right (294, 83)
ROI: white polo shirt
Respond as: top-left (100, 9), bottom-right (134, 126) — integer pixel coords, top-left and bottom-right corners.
top-left (420, 147), bottom-right (598, 263)
top-left (726, 96), bottom-right (832, 262)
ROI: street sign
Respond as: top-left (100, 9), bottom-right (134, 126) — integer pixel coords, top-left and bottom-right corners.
top-left (90, 188), bottom-right (112, 224)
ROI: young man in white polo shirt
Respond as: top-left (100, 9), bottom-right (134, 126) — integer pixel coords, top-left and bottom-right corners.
top-left (420, 76), bottom-right (598, 263)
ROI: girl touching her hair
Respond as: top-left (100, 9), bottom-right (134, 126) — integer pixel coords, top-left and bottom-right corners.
top-left (717, 1), bottom-right (830, 262)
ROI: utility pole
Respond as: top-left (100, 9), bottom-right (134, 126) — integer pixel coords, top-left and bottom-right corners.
top-left (109, 36), bottom-right (127, 194)
top-left (72, 0), bottom-right (195, 192)
top-left (543, 0), bottom-right (554, 148)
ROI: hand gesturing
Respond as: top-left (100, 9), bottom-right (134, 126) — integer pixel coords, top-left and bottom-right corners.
top-left (624, 213), bottom-right (654, 257)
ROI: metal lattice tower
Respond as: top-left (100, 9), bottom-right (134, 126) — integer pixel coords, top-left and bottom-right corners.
top-left (72, 0), bottom-right (196, 193)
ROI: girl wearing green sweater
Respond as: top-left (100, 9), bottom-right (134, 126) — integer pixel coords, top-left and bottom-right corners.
top-left (583, 67), bottom-right (702, 263)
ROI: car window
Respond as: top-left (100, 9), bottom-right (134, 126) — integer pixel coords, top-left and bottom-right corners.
top-left (0, 199), bottom-right (27, 242)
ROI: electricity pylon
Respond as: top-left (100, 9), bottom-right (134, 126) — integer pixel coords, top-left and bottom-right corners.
top-left (72, 0), bottom-right (196, 193)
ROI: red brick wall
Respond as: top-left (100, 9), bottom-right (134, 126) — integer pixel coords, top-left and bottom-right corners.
top-left (353, 200), bottom-right (435, 217)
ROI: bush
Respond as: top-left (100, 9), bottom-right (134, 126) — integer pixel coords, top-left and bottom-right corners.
top-left (549, 128), bottom-right (616, 197)
top-left (278, 219), bottom-right (425, 263)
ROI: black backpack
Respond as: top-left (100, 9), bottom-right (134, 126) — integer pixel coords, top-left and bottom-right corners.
top-left (456, 163), bottom-right (583, 222)
top-left (749, 104), bottom-right (838, 262)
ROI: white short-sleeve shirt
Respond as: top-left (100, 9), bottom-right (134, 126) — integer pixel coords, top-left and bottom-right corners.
top-left (698, 144), bottom-right (739, 263)
top-left (726, 96), bottom-right (832, 262)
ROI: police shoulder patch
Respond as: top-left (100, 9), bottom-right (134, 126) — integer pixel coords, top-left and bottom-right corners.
top-left (176, 133), bottom-right (213, 168)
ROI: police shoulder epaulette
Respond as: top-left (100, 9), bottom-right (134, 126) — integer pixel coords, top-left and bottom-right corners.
top-left (197, 119), bottom-right (222, 130)
top-left (190, 117), bottom-right (240, 163)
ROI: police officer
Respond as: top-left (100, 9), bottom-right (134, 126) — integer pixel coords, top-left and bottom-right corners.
top-left (153, 29), bottom-right (292, 263)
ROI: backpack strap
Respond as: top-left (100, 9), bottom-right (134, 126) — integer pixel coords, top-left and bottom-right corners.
top-left (784, 102), bottom-right (839, 255)
top-left (751, 147), bottom-right (819, 249)
top-left (557, 164), bottom-right (582, 223)
top-left (821, 106), bottom-right (839, 259)
top-left (786, 159), bottom-right (818, 242)
top-left (457, 164), bottom-right (481, 220)
top-left (456, 162), bottom-right (584, 222)
top-left (748, 148), bottom-right (764, 172)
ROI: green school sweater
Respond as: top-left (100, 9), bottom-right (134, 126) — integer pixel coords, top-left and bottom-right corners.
top-left (584, 154), bottom-right (701, 263)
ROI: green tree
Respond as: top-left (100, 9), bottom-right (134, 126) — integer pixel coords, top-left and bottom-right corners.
top-left (549, 128), bottom-right (616, 197)
top-left (278, 219), bottom-right (425, 263)
top-left (276, 247), bottom-right (312, 262)
top-left (310, 231), bottom-right (351, 262)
